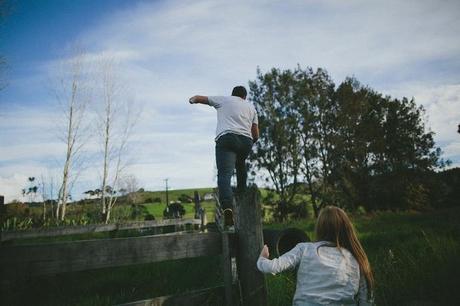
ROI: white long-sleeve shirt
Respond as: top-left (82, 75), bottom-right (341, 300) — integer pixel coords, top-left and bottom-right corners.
top-left (257, 241), bottom-right (372, 306)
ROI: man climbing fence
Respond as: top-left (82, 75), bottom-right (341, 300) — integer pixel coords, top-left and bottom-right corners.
top-left (189, 86), bottom-right (259, 227)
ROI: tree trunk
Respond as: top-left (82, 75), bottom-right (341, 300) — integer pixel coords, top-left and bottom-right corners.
top-left (104, 204), bottom-right (111, 224)
top-left (101, 93), bottom-right (111, 219)
top-left (43, 202), bottom-right (46, 223)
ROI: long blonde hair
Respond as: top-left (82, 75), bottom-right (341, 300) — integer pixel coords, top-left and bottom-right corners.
top-left (315, 206), bottom-right (374, 293)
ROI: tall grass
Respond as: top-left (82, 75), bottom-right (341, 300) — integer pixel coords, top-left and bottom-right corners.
top-left (264, 208), bottom-right (460, 305)
top-left (1, 256), bottom-right (223, 306)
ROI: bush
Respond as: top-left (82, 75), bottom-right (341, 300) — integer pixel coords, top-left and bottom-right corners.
top-left (1, 217), bottom-right (33, 230)
top-left (178, 194), bottom-right (193, 203)
top-left (288, 201), bottom-right (309, 220)
top-left (2, 203), bottom-right (29, 220)
top-left (130, 204), bottom-right (147, 220)
top-left (163, 202), bottom-right (185, 219)
top-left (144, 197), bottom-right (161, 204)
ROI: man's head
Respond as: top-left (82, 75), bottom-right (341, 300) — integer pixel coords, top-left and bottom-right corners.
top-left (231, 86), bottom-right (247, 99)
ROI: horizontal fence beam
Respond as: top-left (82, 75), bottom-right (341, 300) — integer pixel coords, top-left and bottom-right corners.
top-left (0, 219), bottom-right (202, 242)
top-left (116, 283), bottom-right (240, 306)
top-left (0, 231), bottom-right (222, 282)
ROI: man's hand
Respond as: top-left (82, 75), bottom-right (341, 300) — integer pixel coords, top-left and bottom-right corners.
top-left (260, 244), bottom-right (269, 258)
top-left (188, 95), bottom-right (209, 105)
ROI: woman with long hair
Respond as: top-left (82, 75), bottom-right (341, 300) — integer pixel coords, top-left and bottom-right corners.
top-left (257, 206), bottom-right (374, 305)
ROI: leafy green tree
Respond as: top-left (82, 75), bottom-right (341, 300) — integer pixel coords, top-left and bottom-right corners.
top-left (22, 177), bottom-right (38, 203)
top-left (291, 67), bottom-right (337, 216)
top-left (249, 68), bottom-right (302, 221)
top-left (249, 66), bottom-right (447, 215)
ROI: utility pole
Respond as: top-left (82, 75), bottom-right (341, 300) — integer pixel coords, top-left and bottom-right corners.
top-left (164, 178), bottom-right (169, 207)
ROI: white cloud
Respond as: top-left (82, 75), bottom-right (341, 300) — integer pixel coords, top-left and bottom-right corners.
top-left (76, 0), bottom-right (460, 80)
top-left (444, 142), bottom-right (460, 159)
top-left (0, 173), bottom-right (29, 203)
top-left (384, 83), bottom-right (460, 157)
top-left (0, 163), bottom-right (57, 203)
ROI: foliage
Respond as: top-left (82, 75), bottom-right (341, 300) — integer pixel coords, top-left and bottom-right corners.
top-left (163, 202), bottom-right (186, 219)
top-left (148, 197), bottom-right (162, 203)
top-left (130, 204), bottom-right (148, 220)
top-left (1, 217), bottom-right (33, 230)
top-left (249, 68), bottom-right (305, 220)
top-left (178, 193), bottom-right (193, 203)
top-left (249, 66), bottom-right (447, 218)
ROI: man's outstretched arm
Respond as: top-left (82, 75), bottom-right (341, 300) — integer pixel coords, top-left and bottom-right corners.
top-left (189, 95), bottom-right (209, 105)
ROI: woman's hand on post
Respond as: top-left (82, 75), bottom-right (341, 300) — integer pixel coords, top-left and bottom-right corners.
top-left (260, 244), bottom-right (269, 258)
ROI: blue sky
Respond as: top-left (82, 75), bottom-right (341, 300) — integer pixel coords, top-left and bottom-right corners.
top-left (1, 0), bottom-right (459, 203)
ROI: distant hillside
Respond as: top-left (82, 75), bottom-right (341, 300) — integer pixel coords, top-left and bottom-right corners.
top-left (138, 187), bottom-right (216, 204)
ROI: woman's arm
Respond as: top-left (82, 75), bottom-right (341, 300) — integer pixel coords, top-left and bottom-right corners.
top-left (357, 276), bottom-right (374, 306)
top-left (257, 244), bottom-right (304, 275)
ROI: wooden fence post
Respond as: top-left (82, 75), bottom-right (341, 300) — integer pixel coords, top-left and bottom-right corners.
top-left (235, 186), bottom-right (267, 306)
top-left (194, 190), bottom-right (201, 219)
top-left (200, 208), bottom-right (207, 232)
top-left (221, 232), bottom-right (233, 306)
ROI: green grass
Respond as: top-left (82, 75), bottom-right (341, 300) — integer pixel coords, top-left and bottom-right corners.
top-left (263, 207), bottom-right (460, 306)
top-left (2, 256), bottom-right (223, 306)
top-left (2, 207), bottom-right (460, 305)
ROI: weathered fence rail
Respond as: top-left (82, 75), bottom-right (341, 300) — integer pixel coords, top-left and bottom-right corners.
top-left (0, 231), bottom-right (224, 280)
top-left (0, 217), bottom-right (205, 242)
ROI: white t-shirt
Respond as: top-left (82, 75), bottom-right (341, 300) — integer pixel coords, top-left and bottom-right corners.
top-left (257, 241), bottom-right (372, 306)
top-left (208, 96), bottom-right (258, 141)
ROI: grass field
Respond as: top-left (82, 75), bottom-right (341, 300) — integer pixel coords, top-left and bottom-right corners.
top-left (2, 206), bottom-right (460, 305)
top-left (264, 208), bottom-right (460, 305)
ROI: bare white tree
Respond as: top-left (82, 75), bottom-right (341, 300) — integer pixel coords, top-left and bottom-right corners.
top-left (52, 50), bottom-right (92, 221)
top-left (119, 174), bottom-right (140, 204)
top-left (40, 173), bottom-right (57, 222)
top-left (96, 58), bottom-right (137, 223)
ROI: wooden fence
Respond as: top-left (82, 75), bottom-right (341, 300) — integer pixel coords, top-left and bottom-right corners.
top-left (0, 187), bottom-right (267, 306)
top-left (0, 216), bottom-right (206, 242)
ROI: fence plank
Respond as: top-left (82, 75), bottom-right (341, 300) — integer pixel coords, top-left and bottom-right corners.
top-left (116, 283), bottom-right (241, 306)
top-left (0, 219), bottom-right (202, 242)
top-left (0, 232), bottom-right (221, 281)
top-left (116, 285), bottom-right (233, 306)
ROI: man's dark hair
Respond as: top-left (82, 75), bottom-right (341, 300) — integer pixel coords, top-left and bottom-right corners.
top-left (231, 86), bottom-right (247, 99)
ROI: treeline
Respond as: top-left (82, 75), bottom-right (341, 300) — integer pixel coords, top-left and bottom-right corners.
top-left (248, 66), bottom-right (455, 220)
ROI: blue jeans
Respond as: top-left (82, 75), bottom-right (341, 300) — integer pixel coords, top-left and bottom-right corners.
top-left (215, 133), bottom-right (253, 210)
